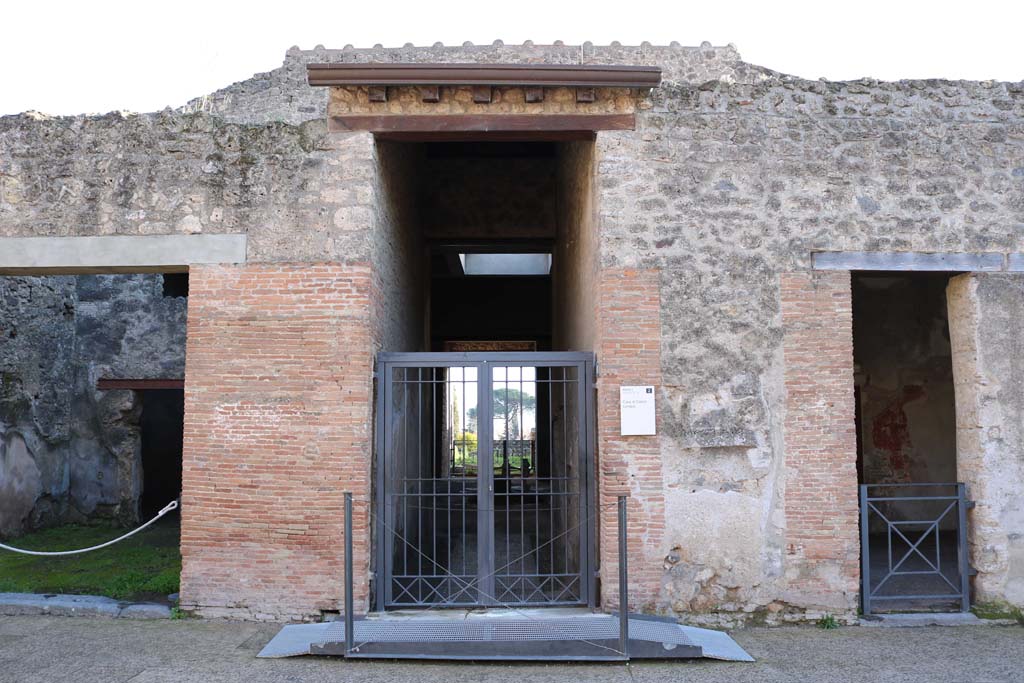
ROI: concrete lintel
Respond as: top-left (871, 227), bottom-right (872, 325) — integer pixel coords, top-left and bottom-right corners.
top-left (0, 234), bottom-right (247, 275)
top-left (1006, 253), bottom-right (1024, 271)
top-left (812, 251), bottom-right (1005, 272)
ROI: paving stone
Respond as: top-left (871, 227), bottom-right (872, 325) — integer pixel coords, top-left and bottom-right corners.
top-left (860, 612), bottom-right (984, 627)
top-left (119, 603), bottom-right (171, 620)
top-left (0, 593), bottom-right (121, 618)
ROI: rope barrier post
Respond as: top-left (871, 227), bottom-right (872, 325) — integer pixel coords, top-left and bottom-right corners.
top-left (618, 495), bottom-right (629, 660)
top-left (344, 492), bottom-right (354, 656)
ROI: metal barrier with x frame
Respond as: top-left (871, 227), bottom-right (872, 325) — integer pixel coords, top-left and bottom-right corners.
top-left (859, 483), bottom-right (972, 615)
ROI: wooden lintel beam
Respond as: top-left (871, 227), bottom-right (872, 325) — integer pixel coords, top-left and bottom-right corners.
top-left (374, 130), bottom-right (597, 142)
top-left (307, 63), bottom-right (662, 89)
top-left (329, 113), bottom-right (635, 134)
top-left (97, 378), bottom-right (185, 390)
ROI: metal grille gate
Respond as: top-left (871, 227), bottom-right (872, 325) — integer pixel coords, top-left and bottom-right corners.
top-left (860, 483), bottom-right (972, 615)
top-left (374, 352), bottom-right (596, 610)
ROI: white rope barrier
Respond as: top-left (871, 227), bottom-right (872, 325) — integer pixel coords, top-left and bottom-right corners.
top-left (0, 498), bottom-right (179, 557)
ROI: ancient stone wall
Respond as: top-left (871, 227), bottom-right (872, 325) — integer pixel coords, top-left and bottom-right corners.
top-left (371, 139), bottom-right (426, 353)
top-left (553, 141), bottom-right (598, 352)
top-left (590, 62), bottom-right (1023, 624)
top-left (180, 263), bottom-right (374, 620)
top-left (0, 113), bottom-right (376, 263)
top-left (948, 273), bottom-right (1024, 610)
top-left (0, 274), bottom-right (186, 535)
top-left (778, 272), bottom-right (859, 620)
top-left (595, 268), bottom-right (665, 610)
top-left (2, 43), bottom-right (1023, 621)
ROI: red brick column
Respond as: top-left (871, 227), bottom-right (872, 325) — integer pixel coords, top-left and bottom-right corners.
top-left (596, 267), bottom-right (664, 611)
top-left (779, 271), bottom-right (860, 615)
top-left (180, 263), bottom-right (374, 620)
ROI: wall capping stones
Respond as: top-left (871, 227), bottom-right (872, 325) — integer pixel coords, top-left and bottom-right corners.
top-left (0, 234), bottom-right (247, 275)
top-left (812, 251), bottom-right (1007, 272)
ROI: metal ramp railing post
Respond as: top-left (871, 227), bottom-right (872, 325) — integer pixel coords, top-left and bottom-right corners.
top-left (344, 491), bottom-right (354, 655)
top-left (618, 495), bottom-right (629, 659)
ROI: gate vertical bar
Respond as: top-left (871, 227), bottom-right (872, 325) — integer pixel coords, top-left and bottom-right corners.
top-left (478, 361), bottom-right (495, 604)
top-left (618, 495), bottom-right (629, 658)
top-left (585, 360), bottom-right (598, 608)
top-left (373, 361), bottom-right (386, 612)
top-left (574, 361), bottom-right (589, 606)
top-left (859, 485), bottom-right (871, 616)
top-left (957, 483), bottom-right (970, 612)
top-left (344, 491), bottom-right (354, 654)
top-left (379, 364), bottom-right (393, 611)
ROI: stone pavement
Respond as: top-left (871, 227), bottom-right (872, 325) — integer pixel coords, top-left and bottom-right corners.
top-left (0, 593), bottom-right (170, 620)
top-left (0, 615), bottom-right (1021, 683)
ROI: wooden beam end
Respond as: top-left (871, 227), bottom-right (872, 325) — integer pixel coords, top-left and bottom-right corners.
top-left (420, 86), bottom-right (441, 103)
top-left (576, 87), bottom-right (596, 103)
top-left (524, 87), bottom-right (545, 103)
top-left (472, 85), bottom-right (493, 104)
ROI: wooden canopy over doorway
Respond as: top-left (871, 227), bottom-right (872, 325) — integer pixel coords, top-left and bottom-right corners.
top-left (307, 62), bottom-right (661, 136)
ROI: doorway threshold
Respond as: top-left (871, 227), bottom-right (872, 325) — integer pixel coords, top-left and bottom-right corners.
top-left (859, 612), bottom-right (990, 627)
top-left (368, 606), bottom-right (598, 621)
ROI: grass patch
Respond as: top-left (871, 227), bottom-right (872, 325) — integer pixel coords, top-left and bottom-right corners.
top-left (817, 614), bottom-right (840, 629)
top-left (0, 518), bottom-right (180, 602)
top-left (972, 602), bottom-right (1024, 624)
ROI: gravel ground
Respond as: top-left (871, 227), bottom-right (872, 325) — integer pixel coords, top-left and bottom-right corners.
top-left (0, 615), bottom-right (1021, 683)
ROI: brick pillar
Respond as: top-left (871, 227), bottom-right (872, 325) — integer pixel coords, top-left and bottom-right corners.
top-left (596, 267), bottom-right (664, 611)
top-left (779, 271), bottom-right (859, 616)
top-left (180, 263), bottom-right (374, 620)
top-left (948, 273), bottom-right (1024, 609)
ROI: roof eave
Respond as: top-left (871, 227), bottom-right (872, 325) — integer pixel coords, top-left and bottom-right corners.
top-left (306, 63), bottom-right (662, 89)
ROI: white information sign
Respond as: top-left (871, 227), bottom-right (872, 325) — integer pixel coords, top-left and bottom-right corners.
top-left (619, 385), bottom-right (656, 436)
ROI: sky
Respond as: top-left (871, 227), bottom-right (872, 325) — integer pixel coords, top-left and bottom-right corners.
top-left (1, 0), bottom-right (1021, 116)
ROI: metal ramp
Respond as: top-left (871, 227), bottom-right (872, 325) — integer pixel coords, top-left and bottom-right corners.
top-left (260, 493), bottom-right (753, 662)
top-left (258, 612), bottom-right (754, 662)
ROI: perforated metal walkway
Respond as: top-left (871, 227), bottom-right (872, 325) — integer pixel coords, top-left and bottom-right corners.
top-left (258, 612), bottom-right (754, 662)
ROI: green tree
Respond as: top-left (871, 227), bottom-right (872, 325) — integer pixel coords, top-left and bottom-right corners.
top-left (467, 389), bottom-right (536, 439)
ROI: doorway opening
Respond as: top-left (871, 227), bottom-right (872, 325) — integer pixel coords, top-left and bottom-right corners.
top-left (372, 136), bottom-right (597, 610)
top-left (139, 388), bottom-right (185, 519)
top-left (376, 354), bottom-right (593, 609)
top-left (0, 272), bottom-right (186, 603)
top-left (852, 272), bottom-right (970, 613)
